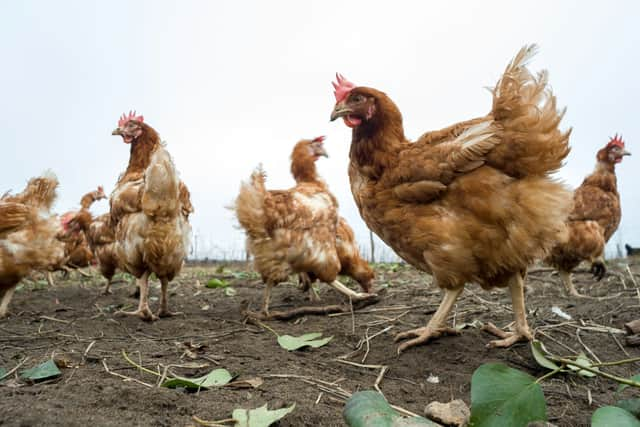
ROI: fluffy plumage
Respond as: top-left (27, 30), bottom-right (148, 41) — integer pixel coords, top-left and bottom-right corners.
top-left (0, 173), bottom-right (65, 317)
top-left (546, 136), bottom-right (630, 296)
top-left (331, 45), bottom-right (572, 352)
top-left (110, 114), bottom-right (192, 320)
top-left (235, 138), bottom-right (372, 315)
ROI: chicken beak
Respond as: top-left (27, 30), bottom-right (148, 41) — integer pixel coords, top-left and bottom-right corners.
top-left (112, 128), bottom-right (122, 136)
top-left (623, 150), bottom-right (632, 156)
top-left (319, 147), bottom-right (329, 158)
top-left (330, 102), bottom-right (351, 121)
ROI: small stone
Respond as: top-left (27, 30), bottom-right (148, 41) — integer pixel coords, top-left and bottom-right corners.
top-left (424, 399), bottom-right (470, 427)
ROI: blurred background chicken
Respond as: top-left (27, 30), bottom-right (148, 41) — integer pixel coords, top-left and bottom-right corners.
top-left (0, 173), bottom-right (65, 317)
top-left (289, 138), bottom-right (375, 298)
top-left (110, 112), bottom-right (192, 321)
top-left (330, 45), bottom-right (572, 352)
top-left (546, 135), bottom-right (630, 297)
top-left (235, 137), bottom-right (373, 316)
top-left (46, 186), bottom-right (106, 286)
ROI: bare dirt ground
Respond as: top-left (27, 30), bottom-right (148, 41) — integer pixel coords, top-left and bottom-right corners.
top-left (1, 260), bottom-right (640, 427)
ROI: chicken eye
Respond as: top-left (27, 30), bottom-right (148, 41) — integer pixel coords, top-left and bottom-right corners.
top-left (351, 94), bottom-right (365, 103)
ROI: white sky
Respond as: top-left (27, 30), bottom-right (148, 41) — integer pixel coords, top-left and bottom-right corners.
top-left (1, 1), bottom-right (638, 260)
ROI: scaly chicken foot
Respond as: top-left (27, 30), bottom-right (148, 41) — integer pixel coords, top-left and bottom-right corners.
top-left (328, 280), bottom-right (376, 302)
top-left (485, 274), bottom-right (533, 348)
top-left (115, 272), bottom-right (157, 321)
top-left (157, 278), bottom-right (182, 318)
top-left (299, 273), bottom-right (321, 302)
top-left (559, 270), bottom-right (595, 299)
top-left (590, 258), bottom-right (607, 281)
top-left (395, 286), bottom-right (463, 354)
top-left (103, 279), bottom-right (113, 295)
top-left (0, 286), bottom-right (17, 319)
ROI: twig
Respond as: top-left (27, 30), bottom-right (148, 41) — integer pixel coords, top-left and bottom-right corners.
top-left (83, 340), bottom-right (97, 359)
top-left (0, 357), bottom-right (29, 381)
top-left (374, 366), bottom-right (388, 394)
top-left (121, 349), bottom-right (161, 377)
top-left (627, 265), bottom-right (639, 288)
top-left (102, 359), bottom-right (153, 388)
top-left (576, 329), bottom-right (601, 363)
top-left (349, 296), bottom-right (355, 335)
top-left (191, 415), bottom-right (236, 427)
top-left (591, 356), bottom-right (640, 368)
top-left (610, 332), bottom-right (631, 357)
top-left (39, 315), bottom-right (71, 324)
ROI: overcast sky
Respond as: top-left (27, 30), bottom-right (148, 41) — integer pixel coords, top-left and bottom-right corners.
top-left (1, 1), bottom-right (638, 260)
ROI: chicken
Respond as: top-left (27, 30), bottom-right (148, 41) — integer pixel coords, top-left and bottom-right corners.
top-left (546, 135), bottom-right (630, 297)
top-left (330, 45), bottom-right (572, 352)
top-left (110, 111), bottom-right (192, 320)
top-left (0, 173), bottom-right (65, 317)
top-left (47, 186), bottom-right (107, 286)
top-left (235, 137), bottom-right (373, 316)
top-left (627, 244), bottom-right (640, 257)
top-left (66, 209), bottom-right (119, 295)
top-left (288, 138), bottom-right (375, 296)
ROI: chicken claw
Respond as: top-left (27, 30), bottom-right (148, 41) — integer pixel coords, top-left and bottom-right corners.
top-left (590, 260), bottom-right (606, 281)
top-left (395, 326), bottom-right (460, 354)
top-left (115, 307), bottom-right (157, 322)
top-left (483, 322), bottom-right (533, 348)
top-left (157, 308), bottom-right (183, 318)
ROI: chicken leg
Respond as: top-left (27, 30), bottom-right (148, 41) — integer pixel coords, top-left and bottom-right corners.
top-left (484, 273), bottom-right (534, 347)
top-left (395, 286), bottom-right (463, 353)
top-left (116, 272), bottom-right (156, 321)
top-left (559, 270), bottom-right (593, 299)
top-left (0, 286), bottom-right (16, 318)
top-left (328, 280), bottom-right (376, 301)
top-left (157, 277), bottom-right (181, 318)
top-left (261, 280), bottom-right (275, 316)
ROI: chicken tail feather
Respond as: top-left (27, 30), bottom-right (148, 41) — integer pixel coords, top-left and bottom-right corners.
top-left (141, 146), bottom-right (189, 274)
top-left (489, 44), bottom-right (571, 177)
top-left (234, 166), bottom-right (268, 239)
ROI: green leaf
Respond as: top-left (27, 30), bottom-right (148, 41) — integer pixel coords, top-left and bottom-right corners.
top-left (343, 391), bottom-right (440, 427)
top-left (618, 374), bottom-right (640, 394)
top-left (530, 340), bottom-right (560, 371)
top-left (469, 363), bottom-right (546, 427)
top-left (0, 367), bottom-right (7, 382)
top-left (592, 406), bottom-right (640, 427)
top-left (19, 359), bottom-right (61, 382)
top-left (232, 403), bottom-right (295, 427)
top-left (566, 353), bottom-right (598, 377)
top-left (224, 287), bottom-right (237, 297)
top-left (277, 333), bottom-right (332, 351)
top-left (616, 399), bottom-right (640, 419)
top-left (161, 368), bottom-right (234, 390)
top-left (206, 278), bottom-right (229, 288)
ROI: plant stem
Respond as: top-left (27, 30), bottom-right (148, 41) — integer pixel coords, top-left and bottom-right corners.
top-left (122, 349), bottom-right (161, 377)
top-left (549, 356), bottom-right (640, 388)
top-left (592, 356), bottom-right (640, 368)
top-left (535, 366), bottom-right (564, 384)
top-left (256, 320), bottom-right (279, 337)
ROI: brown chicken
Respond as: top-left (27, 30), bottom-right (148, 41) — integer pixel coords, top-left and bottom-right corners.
top-left (110, 111), bottom-right (193, 320)
top-left (288, 138), bottom-right (375, 296)
top-left (235, 137), bottom-right (373, 316)
top-left (67, 209), bottom-right (118, 294)
top-left (330, 45), bottom-right (572, 352)
top-left (47, 186), bottom-right (107, 286)
top-left (546, 135), bottom-right (630, 297)
top-left (0, 173), bottom-right (65, 317)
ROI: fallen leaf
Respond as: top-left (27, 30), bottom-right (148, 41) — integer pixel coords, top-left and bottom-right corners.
top-left (20, 360), bottom-right (62, 382)
top-left (162, 368), bottom-right (234, 390)
top-left (277, 333), bottom-right (332, 351)
top-left (233, 403), bottom-right (295, 427)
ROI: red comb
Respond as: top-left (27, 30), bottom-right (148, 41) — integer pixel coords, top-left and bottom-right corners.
top-left (312, 136), bottom-right (325, 143)
top-left (332, 73), bottom-right (355, 103)
top-left (607, 134), bottom-right (625, 149)
top-left (60, 212), bottom-right (75, 230)
top-left (117, 110), bottom-right (144, 128)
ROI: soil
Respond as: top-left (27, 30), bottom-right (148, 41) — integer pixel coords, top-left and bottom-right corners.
top-left (1, 260), bottom-right (640, 427)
